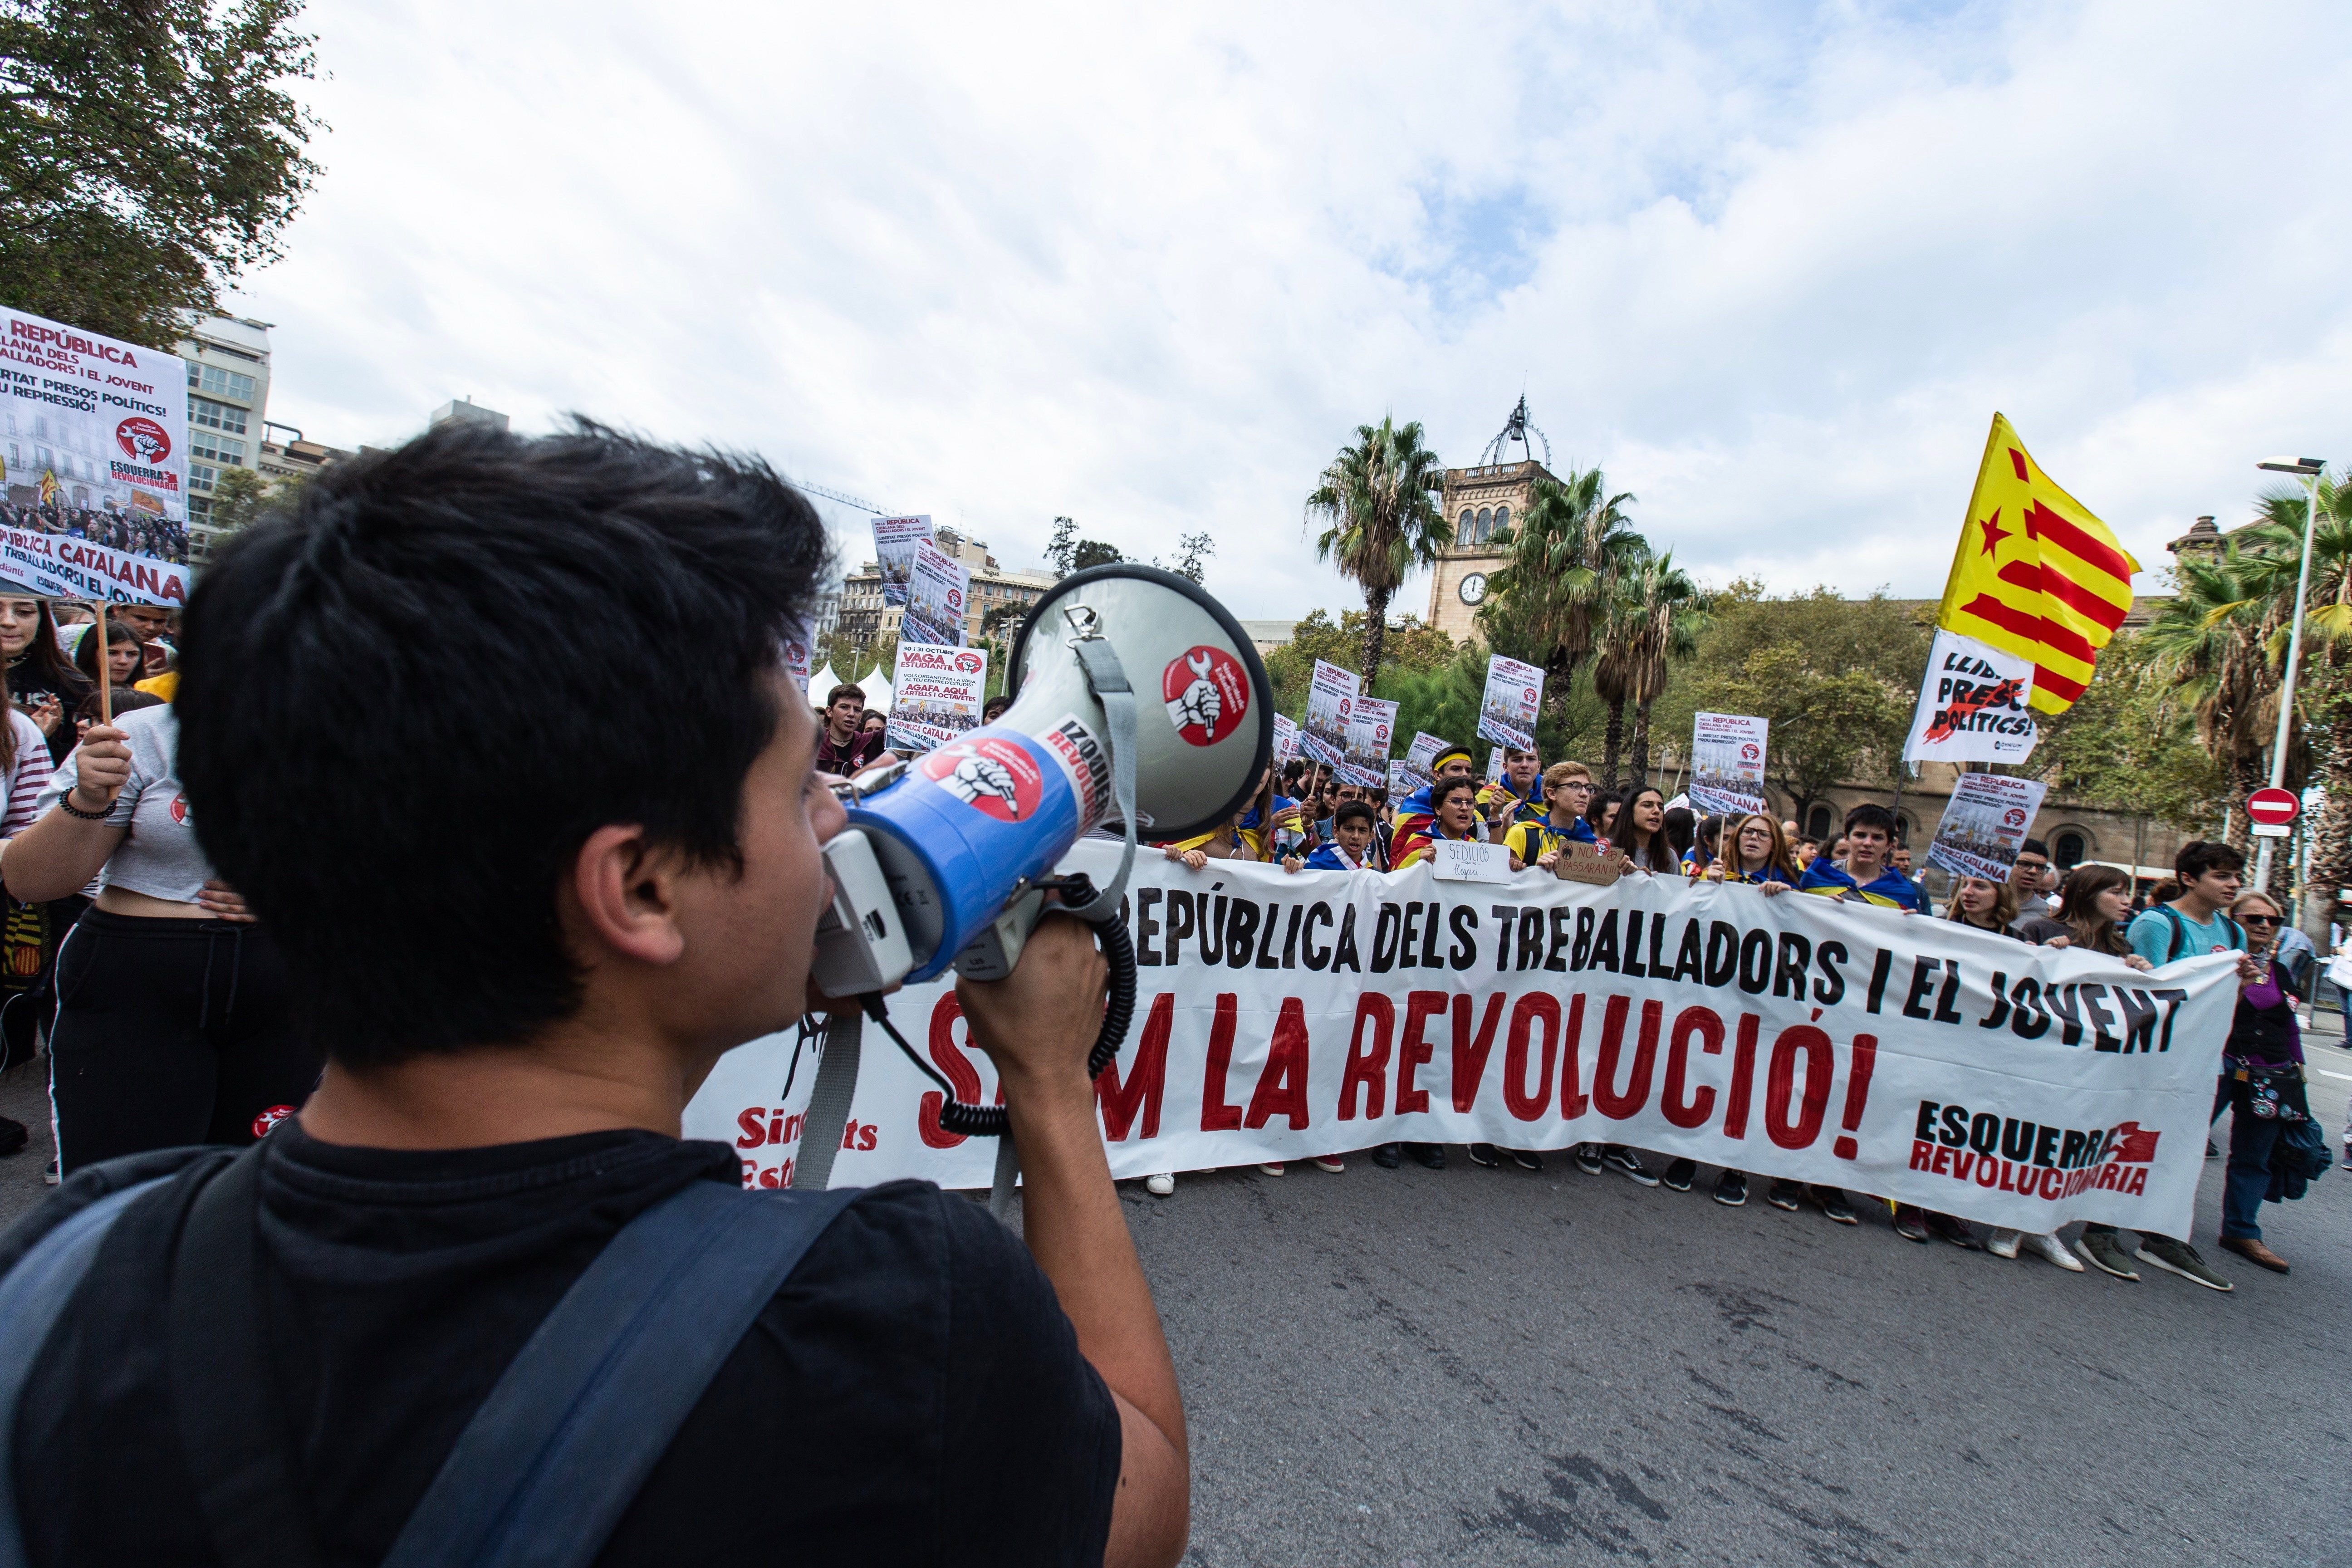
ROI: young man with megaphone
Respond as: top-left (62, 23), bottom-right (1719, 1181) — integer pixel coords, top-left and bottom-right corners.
top-left (0, 422), bottom-right (1190, 1568)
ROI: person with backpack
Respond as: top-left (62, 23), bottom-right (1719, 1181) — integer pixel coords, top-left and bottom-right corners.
top-left (2070, 840), bottom-right (2259, 1291)
top-left (0, 423), bottom-right (1189, 1568)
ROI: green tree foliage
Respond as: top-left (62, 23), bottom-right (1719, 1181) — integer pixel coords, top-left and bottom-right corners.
top-left (1070, 539), bottom-right (1123, 572)
top-left (1264, 608), bottom-right (1453, 715)
top-left (1654, 582), bottom-right (1928, 824)
top-left (1304, 416), bottom-right (1448, 688)
top-left (202, 463), bottom-right (272, 532)
top-left (1479, 468), bottom-right (1642, 743)
top-left (2033, 631), bottom-right (2226, 839)
top-left (1155, 530), bottom-right (1214, 584)
top-left (1, 0), bottom-right (324, 346)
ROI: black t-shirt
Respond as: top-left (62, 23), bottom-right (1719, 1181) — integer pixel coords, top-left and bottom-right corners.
top-left (5, 1125), bottom-right (1120, 1566)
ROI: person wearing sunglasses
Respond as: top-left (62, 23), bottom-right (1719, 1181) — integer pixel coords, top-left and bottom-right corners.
top-left (2208, 892), bottom-right (2311, 1276)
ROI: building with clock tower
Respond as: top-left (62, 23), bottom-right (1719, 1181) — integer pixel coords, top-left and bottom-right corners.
top-left (1423, 397), bottom-right (1558, 642)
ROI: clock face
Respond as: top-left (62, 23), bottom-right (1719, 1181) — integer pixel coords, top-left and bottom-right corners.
top-left (1458, 572), bottom-right (1488, 606)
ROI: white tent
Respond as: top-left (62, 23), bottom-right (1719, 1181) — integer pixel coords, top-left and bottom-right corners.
top-left (805, 662), bottom-right (839, 701)
top-left (857, 664), bottom-right (892, 713)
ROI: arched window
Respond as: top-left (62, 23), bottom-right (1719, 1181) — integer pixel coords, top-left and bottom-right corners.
top-left (1493, 503), bottom-right (1509, 539)
top-left (2053, 830), bottom-right (2087, 869)
top-left (1475, 507), bottom-right (1493, 543)
top-left (1456, 508), bottom-right (1475, 546)
top-left (1806, 804), bottom-right (1833, 840)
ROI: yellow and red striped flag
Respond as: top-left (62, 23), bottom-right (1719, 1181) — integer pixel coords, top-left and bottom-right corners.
top-left (1934, 414), bottom-right (2138, 715)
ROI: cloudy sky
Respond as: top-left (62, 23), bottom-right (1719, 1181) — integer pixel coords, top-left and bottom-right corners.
top-left (231, 0), bottom-right (2352, 620)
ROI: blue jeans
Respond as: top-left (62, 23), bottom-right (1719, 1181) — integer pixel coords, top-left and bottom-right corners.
top-left (2221, 1102), bottom-right (2284, 1240)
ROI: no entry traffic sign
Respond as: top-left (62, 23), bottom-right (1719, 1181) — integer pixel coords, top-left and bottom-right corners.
top-left (2246, 787), bottom-right (2299, 828)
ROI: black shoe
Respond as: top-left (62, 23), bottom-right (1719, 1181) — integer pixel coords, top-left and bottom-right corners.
top-left (1713, 1171), bottom-right (1748, 1206)
top-left (1765, 1179), bottom-right (1804, 1211)
top-left (1813, 1187), bottom-right (1857, 1225)
top-left (2205, 1139), bottom-right (2220, 1160)
top-left (1466, 1142), bottom-right (1501, 1168)
top-left (1507, 1148), bottom-right (1543, 1172)
top-left (1925, 1210), bottom-right (1982, 1250)
top-left (1372, 1143), bottom-right (1402, 1169)
top-left (1604, 1147), bottom-right (1659, 1186)
top-left (1661, 1157), bottom-right (1695, 1192)
top-left (1892, 1204), bottom-right (1931, 1243)
top-left (1410, 1142), bottom-right (1446, 1171)
top-left (0, 1117), bottom-right (25, 1158)
top-left (1573, 1142), bottom-right (1605, 1176)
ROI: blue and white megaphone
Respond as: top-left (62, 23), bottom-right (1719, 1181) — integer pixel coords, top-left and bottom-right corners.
top-left (811, 563), bottom-right (1274, 997)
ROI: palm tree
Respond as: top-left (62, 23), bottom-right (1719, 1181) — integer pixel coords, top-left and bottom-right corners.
top-left (2227, 473), bottom-right (2352, 909)
top-left (1478, 468), bottom-right (1643, 738)
top-left (1304, 417), bottom-right (1449, 688)
top-left (1613, 552), bottom-right (1705, 789)
top-left (2143, 543), bottom-right (2280, 860)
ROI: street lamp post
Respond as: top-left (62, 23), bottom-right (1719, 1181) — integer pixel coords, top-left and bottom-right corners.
top-left (2253, 456), bottom-right (2328, 898)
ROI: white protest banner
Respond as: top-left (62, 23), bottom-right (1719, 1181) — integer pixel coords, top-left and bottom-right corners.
top-left (1272, 712), bottom-right (1301, 763)
top-left (1339, 696), bottom-right (1397, 789)
top-left (1926, 772), bottom-right (2049, 883)
top-left (1689, 713), bottom-right (1769, 818)
top-left (1904, 628), bottom-right (2039, 765)
top-left (0, 305), bottom-right (191, 600)
top-left (870, 514), bottom-right (932, 608)
top-left (1300, 660), bottom-right (1357, 767)
top-left (688, 843), bottom-right (2234, 1239)
top-left (884, 642), bottom-right (988, 755)
top-left (1478, 654), bottom-right (1543, 751)
top-left (903, 537), bottom-right (970, 647)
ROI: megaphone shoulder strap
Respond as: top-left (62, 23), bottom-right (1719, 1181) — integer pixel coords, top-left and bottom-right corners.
top-left (1069, 634), bottom-right (1140, 913)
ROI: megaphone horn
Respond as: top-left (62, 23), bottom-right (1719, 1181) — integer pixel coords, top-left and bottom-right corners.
top-left (812, 563), bottom-right (1275, 993)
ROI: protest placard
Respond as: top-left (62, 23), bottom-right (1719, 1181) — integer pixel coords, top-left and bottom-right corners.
top-left (870, 514), bottom-right (932, 607)
top-left (1272, 712), bottom-right (1300, 763)
top-left (1300, 660), bottom-right (1357, 767)
top-left (0, 305), bottom-right (191, 597)
top-left (1689, 713), bottom-right (1769, 817)
top-left (1477, 654), bottom-right (1543, 751)
top-left (884, 642), bottom-right (989, 755)
top-left (1904, 628), bottom-right (2040, 765)
top-left (1339, 696), bottom-right (1396, 789)
top-left (902, 538), bottom-right (970, 647)
top-left (1926, 772), bottom-right (2049, 883)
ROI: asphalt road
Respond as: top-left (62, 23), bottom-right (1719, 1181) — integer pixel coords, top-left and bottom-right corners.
top-left (0, 1032), bottom-right (2344, 1566)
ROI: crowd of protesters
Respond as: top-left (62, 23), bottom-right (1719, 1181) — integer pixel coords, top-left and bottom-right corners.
top-left (0, 501), bottom-right (190, 565)
top-left (1008, 726), bottom-right (2338, 1291)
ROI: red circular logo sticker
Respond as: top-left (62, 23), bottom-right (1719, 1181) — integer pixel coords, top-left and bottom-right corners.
top-left (920, 736), bottom-right (1044, 822)
top-left (1163, 647), bottom-right (1248, 747)
top-left (169, 794), bottom-right (189, 825)
top-left (116, 417), bottom-right (172, 464)
top-left (252, 1104), bottom-right (297, 1137)
top-left (954, 651), bottom-right (984, 674)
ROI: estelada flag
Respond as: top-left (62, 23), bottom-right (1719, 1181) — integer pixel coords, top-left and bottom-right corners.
top-left (1935, 414), bottom-right (2139, 715)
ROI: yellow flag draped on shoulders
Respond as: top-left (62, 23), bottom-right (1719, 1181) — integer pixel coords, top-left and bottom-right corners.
top-left (1935, 414), bottom-right (2139, 715)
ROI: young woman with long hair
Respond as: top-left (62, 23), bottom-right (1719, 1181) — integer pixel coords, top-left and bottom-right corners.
top-left (0, 598), bottom-right (92, 764)
top-left (1607, 784), bottom-right (1679, 875)
top-left (70, 615), bottom-right (143, 691)
top-left (2209, 890), bottom-right (2309, 1274)
top-left (2021, 864), bottom-right (2152, 967)
top-left (1941, 876), bottom-right (2022, 940)
top-left (1703, 813), bottom-right (1800, 892)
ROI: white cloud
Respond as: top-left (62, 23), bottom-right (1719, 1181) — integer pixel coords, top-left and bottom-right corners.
top-left (237, 0), bottom-right (2352, 616)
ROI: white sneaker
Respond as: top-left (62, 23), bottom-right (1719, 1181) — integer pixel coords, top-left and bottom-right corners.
top-left (1144, 1172), bottom-right (1175, 1196)
top-left (1987, 1228), bottom-right (2022, 1259)
top-left (2024, 1231), bottom-right (2085, 1271)
top-left (1257, 1162), bottom-right (1285, 1176)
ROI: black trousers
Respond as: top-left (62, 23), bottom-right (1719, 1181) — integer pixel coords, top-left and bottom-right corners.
top-left (48, 909), bottom-right (320, 1175)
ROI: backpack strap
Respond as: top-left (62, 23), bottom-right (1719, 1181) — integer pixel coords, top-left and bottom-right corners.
top-left (163, 1142), bottom-right (860, 1568)
top-left (0, 1176), bottom-right (173, 1568)
top-left (2158, 904), bottom-right (2188, 964)
top-left (381, 1178), bottom-right (861, 1568)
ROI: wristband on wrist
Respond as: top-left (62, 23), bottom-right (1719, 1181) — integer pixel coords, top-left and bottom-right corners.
top-left (58, 792), bottom-right (111, 822)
